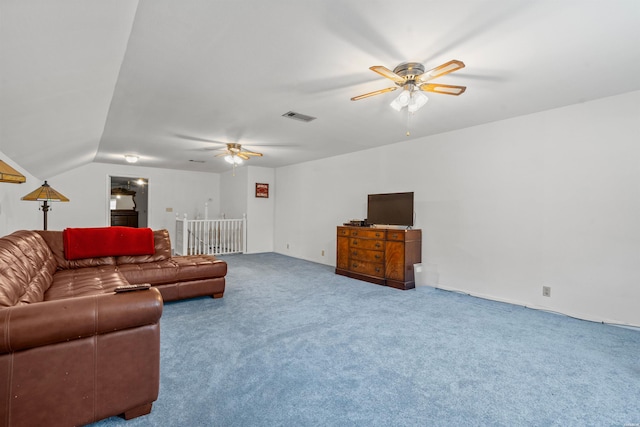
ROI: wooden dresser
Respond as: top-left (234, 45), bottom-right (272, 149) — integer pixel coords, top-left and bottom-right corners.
top-left (110, 210), bottom-right (139, 228)
top-left (336, 226), bottom-right (422, 290)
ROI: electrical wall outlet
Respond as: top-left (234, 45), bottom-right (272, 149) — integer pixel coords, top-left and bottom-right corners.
top-left (321, 250), bottom-right (325, 256)
top-left (542, 286), bottom-right (551, 297)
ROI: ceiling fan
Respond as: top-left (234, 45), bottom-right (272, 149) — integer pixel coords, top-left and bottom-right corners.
top-left (216, 143), bottom-right (263, 165)
top-left (351, 60), bottom-right (467, 112)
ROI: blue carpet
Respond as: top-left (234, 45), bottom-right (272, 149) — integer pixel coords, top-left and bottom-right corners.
top-left (92, 253), bottom-right (640, 426)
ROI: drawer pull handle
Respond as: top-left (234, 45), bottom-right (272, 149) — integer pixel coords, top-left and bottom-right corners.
top-left (375, 254), bottom-right (381, 259)
top-left (352, 232), bottom-right (358, 236)
top-left (392, 234), bottom-right (398, 239)
top-left (375, 267), bottom-right (381, 273)
top-left (375, 243), bottom-right (381, 248)
top-left (352, 263), bottom-right (358, 268)
top-left (353, 240), bottom-right (358, 245)
top-left (375, 233), bottom-right (381, 237)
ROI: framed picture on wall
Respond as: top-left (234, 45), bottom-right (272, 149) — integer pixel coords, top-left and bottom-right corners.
top-left (256, 183), bottom-right (269, 198)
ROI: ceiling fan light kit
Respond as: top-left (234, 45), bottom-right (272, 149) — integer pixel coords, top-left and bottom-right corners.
top-left (390, 88), bottom-right (412, 111)
top-left (225, 154), bottom-right (243, 165)
top-left (407, 91), bottom-right (429, 113)
top-left (352, 59), bottom-right (466, 113)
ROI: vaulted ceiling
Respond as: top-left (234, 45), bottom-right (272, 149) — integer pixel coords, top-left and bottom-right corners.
top-left (2, 0), bottom-right (640, 179)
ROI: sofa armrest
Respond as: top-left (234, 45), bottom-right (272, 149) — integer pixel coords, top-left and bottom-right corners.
top-left (0, 287), bottom-right (163, 354)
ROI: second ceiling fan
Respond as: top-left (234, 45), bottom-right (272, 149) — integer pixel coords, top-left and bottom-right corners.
top-left (351, 59), bottom-right (467, 112)
top-left (216, 143), bottom-right (263, 164)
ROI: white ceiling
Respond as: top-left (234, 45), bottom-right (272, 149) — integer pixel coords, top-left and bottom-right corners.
top-left (2, 0), bottom-right (640, 179)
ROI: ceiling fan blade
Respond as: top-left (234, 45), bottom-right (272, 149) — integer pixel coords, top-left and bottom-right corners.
top-left (351, 86), bottom-right (398, 101)
top-left (242, 151), bottom-right (263, 157)
top-left (369, 66), bottom-right (405, 84)
top-left (418, 60), bottom-right (465, 83)
top-left (174, 134), bottom-right (228, 145)
top-left (419, 83), bottom-right (467, 96)
top-left (237, 153), bottom-right (250, 160)
top-left (215, 152), bottom-right (228, 157)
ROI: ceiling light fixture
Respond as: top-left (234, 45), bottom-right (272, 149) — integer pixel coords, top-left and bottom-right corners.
top-left (408, 91), bottom-right (429, 113)
top-left (124, 155), bottom-right (139, 163)
top-left (224, 154), bottom-right (243, 165)
top-left (390, 88), bottom-right (411, 111)
top-left (390, 83), bottom-right (429, 113)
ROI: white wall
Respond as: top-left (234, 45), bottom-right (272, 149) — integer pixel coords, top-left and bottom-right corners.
top-left (0, 159), bottom-right (220, 247)
top-left (0, 153), bottom-right (42, 236)
top-left (219, 165), bottom-right (275, 253)
top-left (220, 167), bottom-right (247, 218)
top-left (246, 166), bottom-right (275, 253)
top-left (275, 90), bottom-right (640, 327)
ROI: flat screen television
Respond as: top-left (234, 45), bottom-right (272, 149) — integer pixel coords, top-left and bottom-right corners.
top-left (367, 192), bottom-right (414, 227)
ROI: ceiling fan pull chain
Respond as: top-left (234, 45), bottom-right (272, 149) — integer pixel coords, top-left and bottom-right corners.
top-left (406, 109), bottom-right (412, 137)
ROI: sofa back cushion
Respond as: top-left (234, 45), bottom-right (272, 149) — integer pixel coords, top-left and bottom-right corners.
top-left (116, 229), bottom-right (172, 265)
top-left (36, 230), bottom-right (116, 270)
top-left (0, 230), bottom-right (57, 307)
top-left (63, 226), bottom-right (155, 260)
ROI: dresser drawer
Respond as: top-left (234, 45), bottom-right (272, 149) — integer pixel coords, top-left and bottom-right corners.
top-left (349, 229), bottom-right (386, 239)
top-left (337, 227), bottom-right (350, 237)
top-left (350, 248), bottom-right (384, 263)
top-left (386, 230), bottom-right (408, 241)
top-left (350, 238), bottom-right (384, 251)
top-left (350, 260), bottom-right (385, 278)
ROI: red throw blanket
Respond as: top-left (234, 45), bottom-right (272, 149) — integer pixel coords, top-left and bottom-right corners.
top-left (63, 226), bottom-right (155, 260)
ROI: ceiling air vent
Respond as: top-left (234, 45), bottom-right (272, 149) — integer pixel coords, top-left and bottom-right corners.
top-left (282, 111), bottom-right (316, 123)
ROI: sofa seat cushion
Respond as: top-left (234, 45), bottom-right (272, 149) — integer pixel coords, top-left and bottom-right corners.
top-left (171, 256), bottom-right (228, 282)
top-left (117, 260), bottom-right (180, 286)
top-left (45, 266), bottom-right (129, 301)
top-left (117, 256), bottom-right (227, 286)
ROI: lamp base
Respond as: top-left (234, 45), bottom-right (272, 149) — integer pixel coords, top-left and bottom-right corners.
top-left (41, 200), bottom-right (50, 230)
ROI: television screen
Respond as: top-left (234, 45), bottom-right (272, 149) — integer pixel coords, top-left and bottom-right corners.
top-left (367, 192), bottom-right (414, 227)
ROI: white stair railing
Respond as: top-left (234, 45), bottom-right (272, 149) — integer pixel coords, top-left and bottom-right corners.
top-left (175, 214), bottom-right (246, 256)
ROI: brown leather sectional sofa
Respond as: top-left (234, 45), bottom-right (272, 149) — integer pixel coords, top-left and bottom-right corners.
top-left (0, 228), bottom-right (228, 426)
top-left (37, 228), bottom-right (228, 302)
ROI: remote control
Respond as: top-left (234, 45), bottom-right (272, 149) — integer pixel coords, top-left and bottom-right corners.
top-left (114, 283), bottom-right (151, 293)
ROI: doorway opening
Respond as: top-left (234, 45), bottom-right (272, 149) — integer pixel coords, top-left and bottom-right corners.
top-left (109, 176), bottom-right (149, 228)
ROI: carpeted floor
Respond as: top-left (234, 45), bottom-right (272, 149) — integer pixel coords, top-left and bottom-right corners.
top-left (92, 252), bottom-right (640, 427)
